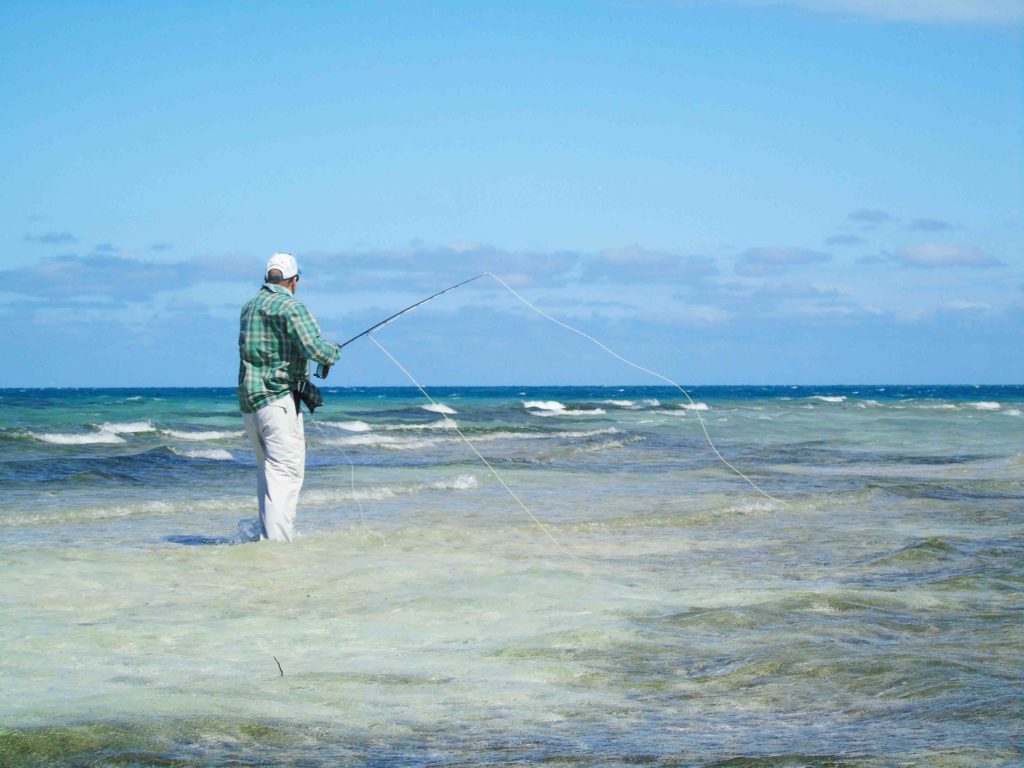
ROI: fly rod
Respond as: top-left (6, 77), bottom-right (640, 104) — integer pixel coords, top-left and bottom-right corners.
top-left (316, 272), bottom-right (489, 379)
top-left (336, 272), bottom-right (488, 350)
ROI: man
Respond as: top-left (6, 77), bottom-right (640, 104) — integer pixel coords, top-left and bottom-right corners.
top-left (238, 252), bottom-right (340, 542)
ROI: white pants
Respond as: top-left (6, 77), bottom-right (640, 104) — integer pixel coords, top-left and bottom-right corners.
top-left (243, 394), bottom-right (305, 542)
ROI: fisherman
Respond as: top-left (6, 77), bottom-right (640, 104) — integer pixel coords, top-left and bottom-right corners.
top-left (237, 252), bottom-right (340, 542)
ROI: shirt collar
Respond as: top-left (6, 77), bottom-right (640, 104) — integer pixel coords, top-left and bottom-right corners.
top-left (262, 282), bottom-right (293, 296)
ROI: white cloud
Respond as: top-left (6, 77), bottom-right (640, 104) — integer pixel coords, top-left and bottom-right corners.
top-left (907, 218), bottom-right (954, 232)
top-left (894, 243), bottom-right (1001, 268)
top-left (944, 300), bottom-right (991, 311)
top-left (303, 245), bottom-right (581, 291)
top-left (24, 230), bottom-right (77, 245)
top-left (581, 246), bottom-right (718, 283)
top-left (849, 208), bottom-right (897, 225)
top-left (10, 254), bottom-right (192, 301)
top-left (735, 246), bottom-right (831, 276)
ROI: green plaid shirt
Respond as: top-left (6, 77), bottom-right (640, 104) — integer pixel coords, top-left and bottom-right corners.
top-left (237, 284), bottom-right (341, 413)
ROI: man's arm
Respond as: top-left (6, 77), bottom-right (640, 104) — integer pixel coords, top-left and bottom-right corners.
top-left (286, 303), bottom-right (341, 367)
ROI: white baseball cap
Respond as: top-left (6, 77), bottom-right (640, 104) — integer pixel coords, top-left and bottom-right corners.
top-left (266, 252), bottom-right (299, 280)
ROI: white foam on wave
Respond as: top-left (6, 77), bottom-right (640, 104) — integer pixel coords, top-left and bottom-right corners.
top-left (574, 440), bottom-right (627, 453)
top-left (653, 409), bottom-right (687, 417)
top-left (523, 401), bottom-right (606, 416)
top-left (31, 430), bottom-right (126, 445)
top-left (421, 403), bottom-right (457, 415)
top-left (549, 427), bottom-right (619, 439)
top-left (320, 420), bottom-right (373, 432)
top-left (323, 434), bottom-right (440, 451)
top-left (970, 401), bottom-right (1001, 411)
top-left (162, 429), bottom-right (244, 441)
top-left (682, 402), bottom-right (710, 411)
top-left (428, 474), bottom-right (479, 491)
top-left (303, 473), bottom-right (480, 507)
top-left (643, 399), bottom-right (661, 407)
top-left (170, 447), bottom-right (234, 461)
top-left (1004, 408), bottom-right (1022, 417)
top-left (384, 419), bottom-right (459, 431)
top-left (99, 420), bottom-right (156, 434)
top-left (470, 427), bottom-right (621, 443)
top-left (600, 399), bottom-right (640, 409)
top-left (916, 404), bottom-right (957, 411)
top-left (302, 486), bottom-right (398, 505)
top-left (325, 426), bottom-right (622, 450)
top-left (524, 400), bottom-right (565, 412)
top-left (572, 436), bottom-right (644, 454)
top-left (811, 396), bottom-right (846, 403)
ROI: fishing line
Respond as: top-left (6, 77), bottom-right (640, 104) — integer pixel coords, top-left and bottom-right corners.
top-left (366, 332), bottom-right (577, 559)
top-left (311, 270), bottom-right (784, 551)
top-left (479, 272), bottom-right (787, 507)
top-left (307, 416), bottom-right (386, 544)
top-left (337, 273), bottom-right (490, 350)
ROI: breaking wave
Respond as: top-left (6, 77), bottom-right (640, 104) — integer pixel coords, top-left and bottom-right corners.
top-left (970, 402), bottom-right (1001, 411)
top-left (523, 400), bottom-right (566, 412)
top-left (161, 429), bottom-right (244, 441)
top-left (322, 434), bottom-right (441, 451)
top-left (384, 419), bottom-right (459, 431)
top-left (169, 447), bottom-right (234, 461)
top-left (320, 420), bottom-right (374, 432)
top-left (523, 400), bottom-right (606, 416)
top-left (29, 430), bottom-right (126, 445)
top-left (97, 421), bottom-right (156, 434)
top-left (421, 403), bottom-right (457, 415)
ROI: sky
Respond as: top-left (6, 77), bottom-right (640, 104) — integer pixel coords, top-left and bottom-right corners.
top-left (2, 0), bottom-right (1022, 387)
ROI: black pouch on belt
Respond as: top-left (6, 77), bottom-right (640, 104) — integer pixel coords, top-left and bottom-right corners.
top-left (292, 378), bottom-right (324, 414)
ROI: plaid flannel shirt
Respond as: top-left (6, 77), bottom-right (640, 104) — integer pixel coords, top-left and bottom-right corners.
top-left (237, 283), bottom-right (341, 413)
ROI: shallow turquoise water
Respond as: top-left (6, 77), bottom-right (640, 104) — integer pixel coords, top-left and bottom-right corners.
top-left (1, 386), bottom-right (1021, 766)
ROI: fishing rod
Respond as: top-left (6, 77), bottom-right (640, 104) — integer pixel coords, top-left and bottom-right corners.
top-left (337, 272), bottom-right (489, 349)
top-left (315, 273), bottom-right (489, 379)
top-left (317, 268), bottom-right (785, 508)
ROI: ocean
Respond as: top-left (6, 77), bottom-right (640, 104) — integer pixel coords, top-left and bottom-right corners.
top-left (1, 385), bottom-right (1021, 767)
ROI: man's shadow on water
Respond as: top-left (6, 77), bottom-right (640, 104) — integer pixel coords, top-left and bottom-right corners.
top-left (164, 519), bottom-right (263, 546)
top-left (164, 534), bottom-right (234, 546)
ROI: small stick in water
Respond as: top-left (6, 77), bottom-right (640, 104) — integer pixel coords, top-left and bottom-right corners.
top-left (273, 656), bottom-right (284, 677)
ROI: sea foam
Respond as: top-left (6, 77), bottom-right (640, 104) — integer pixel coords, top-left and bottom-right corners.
top-left (162, 429), bottom-right (244, 440)
top-left (523, 401), bottom-right (606, 416)
top-left (421, 403), bottom-right (457, 415)
top-left (170, 447), bottom-right (234, 461)
top-left (320, 420), bottom-right (374, 432)
top-left (600, 399), bottom-right (639, 409)
top-left (31, 430), bottom-right (126, 445)
top-left (99, 421), bottom-right (156, 434)
top-left (427, 474), bottom-right (479, 491)
top-left (324, 434), bottom-right (440, 451)
top-left (385, 419), bottom-right (459, 431)
top-left (523, 400), bottom-right (566, 412)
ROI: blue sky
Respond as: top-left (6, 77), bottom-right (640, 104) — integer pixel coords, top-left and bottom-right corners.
top-left (2, 0), bottom-right (1021, 386)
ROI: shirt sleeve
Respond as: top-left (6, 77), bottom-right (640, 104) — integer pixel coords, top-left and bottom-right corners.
top-left (285, 302), bottom-right (341, 366)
